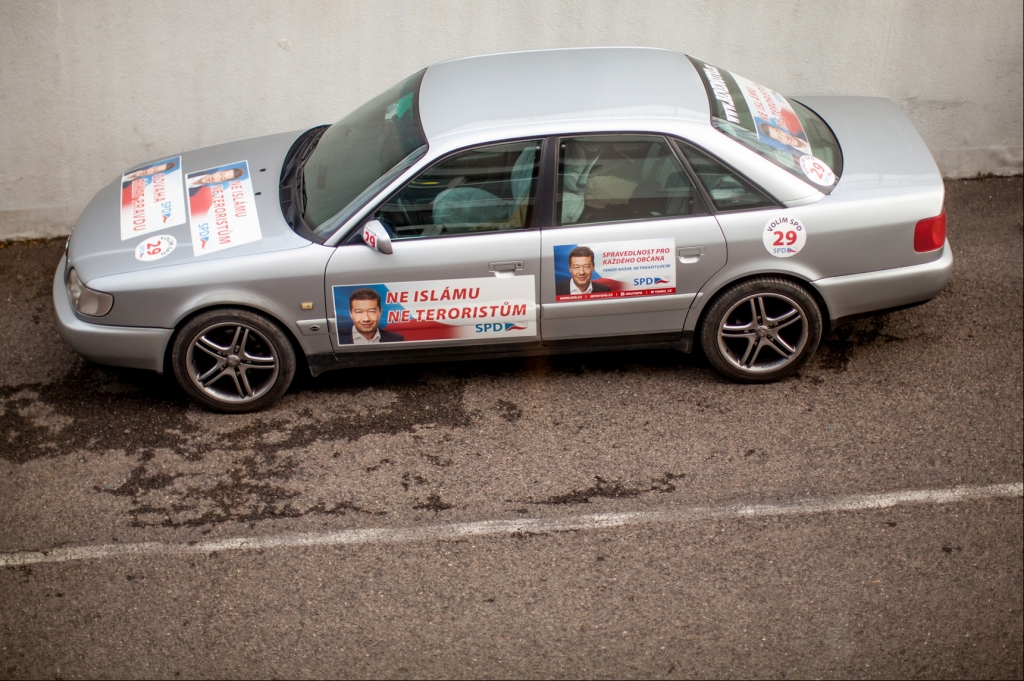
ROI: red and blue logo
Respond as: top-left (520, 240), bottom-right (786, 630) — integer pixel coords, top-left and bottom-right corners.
top-left (476, 322), bottom-right (528, 333)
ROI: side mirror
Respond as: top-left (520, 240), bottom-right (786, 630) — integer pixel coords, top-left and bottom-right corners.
top-left (361, 219), bottom-right (393, 255)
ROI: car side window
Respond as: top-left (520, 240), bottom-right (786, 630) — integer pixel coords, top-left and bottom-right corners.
top-left (673, 140), bottom-right (776, 212)
top-left (557, 134), bottom-right (704, 227)
top-left (376, 139), bottom-right (542, 239)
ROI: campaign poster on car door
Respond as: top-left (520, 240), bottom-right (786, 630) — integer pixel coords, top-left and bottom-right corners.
top-left (186, 160), bottom-right (262, 256)
top-left (119, 156), bottom-right (186, 240)
top-left (553, 238), bottom-right (675, 302)
top-left (333, 276), bottom-right (537, 346)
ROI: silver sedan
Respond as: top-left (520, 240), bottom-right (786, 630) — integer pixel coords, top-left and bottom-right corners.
top-left (55, 48), bottom-right (952, 412)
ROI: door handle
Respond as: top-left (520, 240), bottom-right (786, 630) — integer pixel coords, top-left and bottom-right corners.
top-left (677, 246), bottom-right (705, 264)
top-left (489, 261), bottom-right (523, 277)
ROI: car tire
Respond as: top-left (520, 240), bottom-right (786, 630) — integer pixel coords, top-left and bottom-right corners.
top-left (171, 308), bottom-right (296, 413)
top-left (699, 276), bottom-right (822, 383)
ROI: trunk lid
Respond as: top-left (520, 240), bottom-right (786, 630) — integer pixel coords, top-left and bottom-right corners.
top-left (790, 95), bottom-right (943, 195)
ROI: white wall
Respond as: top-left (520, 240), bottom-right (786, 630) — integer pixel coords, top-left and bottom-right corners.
top-left (1, 0), bottom-right (1021, 240)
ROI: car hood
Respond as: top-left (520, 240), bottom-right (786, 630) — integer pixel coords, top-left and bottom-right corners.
top-left (68, 130), bottom-right (311, 284)
top-left (790, 96), bottom-right (943, 196)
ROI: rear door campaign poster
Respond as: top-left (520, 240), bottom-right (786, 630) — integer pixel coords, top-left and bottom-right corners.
top-left (553, 238), bottom-right (675, 302)
top-left (333, 276), bottom-right (536, 346)
top-left (186, 161), bottom-right (262, 256)
top-left (119, 157), bottom-right (186, 240)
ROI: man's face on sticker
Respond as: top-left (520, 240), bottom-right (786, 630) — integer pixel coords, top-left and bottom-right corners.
top-left (127, 163), bottom-right (172, 179)
top-left (142, 163), bottom-right (172, 176)
top-left (350, 300), bottom-right (381, 337)
top-left (766, 126), bottom-right (802, 148)
top-left (569, 255), bottom-right (595, 288)
top-left (197, 169), bottom-right (238, 185)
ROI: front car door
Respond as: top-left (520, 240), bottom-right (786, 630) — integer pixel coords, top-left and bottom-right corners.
top-left (324, 138), bottom-right (545, 363)
top-left (539, 134), bottom-right (728, 341)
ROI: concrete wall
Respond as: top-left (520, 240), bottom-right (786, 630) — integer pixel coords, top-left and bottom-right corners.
top-left (1, 0), bottom-right (1021, 240)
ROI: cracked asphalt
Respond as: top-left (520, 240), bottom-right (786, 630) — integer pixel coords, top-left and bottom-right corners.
top-left (1, 177), bottom-right (1022, 678)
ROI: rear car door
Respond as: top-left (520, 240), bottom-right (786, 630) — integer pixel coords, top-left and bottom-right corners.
top-left (324, 139), bottom-right (544, 356)
top-left (540, 134), bottom-right (727, 341)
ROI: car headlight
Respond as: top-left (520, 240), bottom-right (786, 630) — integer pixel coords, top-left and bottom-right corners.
top-left (66, 268), bottom-right (113, 317)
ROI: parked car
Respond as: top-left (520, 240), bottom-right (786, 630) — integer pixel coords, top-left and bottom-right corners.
top-left (55, 47), bottom-right (951, 412)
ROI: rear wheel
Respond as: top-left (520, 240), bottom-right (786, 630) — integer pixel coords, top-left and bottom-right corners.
top-left (700, 277), bottom-right (822, 383)
top-left (171, 308), bottom-right (296, 413)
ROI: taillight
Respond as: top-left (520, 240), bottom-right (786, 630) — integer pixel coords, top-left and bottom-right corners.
top-left (914, 210), bottom-right (946, 252)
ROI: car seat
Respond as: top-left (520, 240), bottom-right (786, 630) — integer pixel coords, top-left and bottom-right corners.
top-left (429, 146), bottom-right (536, 234)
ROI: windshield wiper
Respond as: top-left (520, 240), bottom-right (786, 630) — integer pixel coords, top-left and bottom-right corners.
top-left (279, 125), bottom-right (328, 241)
top-left (296, 163), bottom-right (308, 213)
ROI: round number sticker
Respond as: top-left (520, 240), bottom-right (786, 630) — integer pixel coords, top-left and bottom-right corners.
top-left (763, 215), bottom-right (806, 258)
top-left (135, 234), bottom-right (177, 261)
top-left (799, 154), bottom-right (835, 187)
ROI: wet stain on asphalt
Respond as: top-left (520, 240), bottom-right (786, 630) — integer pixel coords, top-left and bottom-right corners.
top-left (815, 315), bottom-right (909, 371)
top-left (494, 399), bottom-right (523, 422)
top-left (1, 358), bottom-right (477, 527)
top-left (0, 362), bottom-right (472, 465)
top-left (412, 492), bottom-right (454, 513)
top-left (533, 473), bottom-right (686, 505)
top-left (100, 451), bottom-right (386, 528)
top-left (0, 364), bottom-right (190, 465)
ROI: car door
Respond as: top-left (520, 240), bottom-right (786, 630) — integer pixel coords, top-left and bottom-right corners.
top-left (324, 138), bottom-right (544, 356)
top-left (540, 134), bottom-right (727, 341)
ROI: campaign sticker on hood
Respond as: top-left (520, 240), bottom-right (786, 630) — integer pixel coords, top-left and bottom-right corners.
top-left (763, 214), bottom-right (807, 258)
top-left (332, 276), bottom-right (536, 346)
top-left (799, 154), bottom-right (836, 187)
top-left (186, 160), bottom-right (262, 257)
top-left (120, 156), bottom-right (186, 240)
top-left (553, 238), bottom-right (675, 302)
top-left (134, 234), bottom-right (177, 261)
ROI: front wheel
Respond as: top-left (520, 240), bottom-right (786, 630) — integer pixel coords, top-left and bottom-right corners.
top-left (700, 277), bottom-right (822, 383)
top-left (171, 308), bottom-right (296, 413)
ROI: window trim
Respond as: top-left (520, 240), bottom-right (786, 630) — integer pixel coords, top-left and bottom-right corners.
top-left (541, 131), bottom-right (713, 232)
top-left (338, 135), bottom-right (550, 245)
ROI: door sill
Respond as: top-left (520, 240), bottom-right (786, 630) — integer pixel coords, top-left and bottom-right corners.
top-left (307, 332), bottom-right (693, 376)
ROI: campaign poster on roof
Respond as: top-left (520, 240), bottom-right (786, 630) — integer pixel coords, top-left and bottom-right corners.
top-left (553, 238), bottom-right (675, 302)
top-left (186, 160), bottom-right (262, 256)
top-left (729, 73), bottom-right (812, 160)
top-left (332, 276), bottom-right (536, 346)
top-left (119, 156), bottom-right (186, 240)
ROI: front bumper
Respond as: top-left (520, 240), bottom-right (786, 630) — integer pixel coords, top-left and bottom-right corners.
top-left (812, 240), bottom-right (954, 321)
top-left (52, 255), bottom-right (173, 373)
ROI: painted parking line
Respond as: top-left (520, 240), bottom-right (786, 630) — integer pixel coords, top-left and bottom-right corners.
top-left (2, 482), bottom-right (1020, 568)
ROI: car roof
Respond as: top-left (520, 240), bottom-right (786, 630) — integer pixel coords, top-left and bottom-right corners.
top-left (417, 47), bottom-right (710, 141)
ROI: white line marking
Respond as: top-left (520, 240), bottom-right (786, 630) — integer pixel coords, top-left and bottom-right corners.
top-left (2, 482), bottom-right (1020, 568)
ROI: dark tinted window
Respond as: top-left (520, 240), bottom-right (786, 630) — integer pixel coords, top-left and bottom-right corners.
top-left (378, 139), bottom-right (542, 239)
top-left (675, 141), bottom-right (776, 212)
top-left (557, 134), bottom-right (704, 226)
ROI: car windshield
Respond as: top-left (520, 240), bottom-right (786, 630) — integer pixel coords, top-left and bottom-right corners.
top-left (303, 71), bottom-right (428, 234)
top-left (687, 56), bottom-right (843, 192)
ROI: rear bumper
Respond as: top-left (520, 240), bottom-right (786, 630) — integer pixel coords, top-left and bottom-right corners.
top-left (52, 255), bottom-right (172, 373)
top-left (812, 241), bottom-right (953, 321)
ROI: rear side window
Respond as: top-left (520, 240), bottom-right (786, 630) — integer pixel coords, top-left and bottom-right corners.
top-left (687, 56), bottom-right (843, 192)
top-left (557, 134), bottom-right (705, 227)
top-left (675, 141), bottom-right (776, 212)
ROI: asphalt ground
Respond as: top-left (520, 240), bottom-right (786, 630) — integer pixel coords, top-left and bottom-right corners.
top-left (0, 176), bottom-right (1021, 679)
